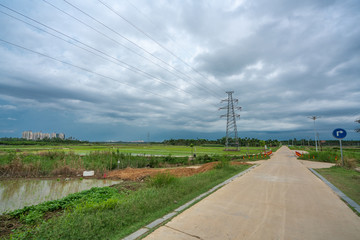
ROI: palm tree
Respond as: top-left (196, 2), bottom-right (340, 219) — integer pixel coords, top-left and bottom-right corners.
top-left (356, 118), bottom-right (360, 133)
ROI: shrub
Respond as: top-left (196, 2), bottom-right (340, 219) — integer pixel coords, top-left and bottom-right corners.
top-left (342, 158), bottom-right (357, 169)
top-left (148, 173), bottom-right (178, 188)
top-left (214, 159), bottom-right (230, 169)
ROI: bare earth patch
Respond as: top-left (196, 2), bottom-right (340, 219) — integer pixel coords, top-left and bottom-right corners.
top-left (246, 160), bottom-right (267, 165)
top-left (298, 160), bottom-right (335, 169)
top-left (107, 162), bottom-right (249, 181)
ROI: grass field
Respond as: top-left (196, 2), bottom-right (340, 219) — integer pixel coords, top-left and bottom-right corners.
top-left (0, 143), bottom-right (273, 156)
top-left (0, 144), bottom-right (273, 178)
top-left (316, 167), bottom-right (360, 206)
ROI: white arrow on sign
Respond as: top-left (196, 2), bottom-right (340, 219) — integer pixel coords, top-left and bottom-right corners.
top-left (336, 130), bottom-right (343, 137)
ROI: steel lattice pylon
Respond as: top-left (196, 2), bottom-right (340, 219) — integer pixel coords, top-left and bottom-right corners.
top-left (219, 91), bottom-right (241, 150)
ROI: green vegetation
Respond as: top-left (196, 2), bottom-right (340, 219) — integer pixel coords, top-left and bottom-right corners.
top-left (0, 137), bottom-right (87, 146)
top-left (163, 137), bottom-right (280, 147)
top-left (0, 142), bottom-right (274, 178)
top-left (2, 164), bottom-right (250, 240)
top-left (291, 145), bottom-right (360, 168)
top-left (0, 148), bottom-right (264, 178)
top-left (316, 166), bottom-right (360, 205)
top-left (8, 187), bottom-right (120, 224)
top-left (0, 143), bottom-right (275, 156)
top-left (283, 139), bottom-right (360, 147)
top-left (299, 151), bottom-right (338, 163)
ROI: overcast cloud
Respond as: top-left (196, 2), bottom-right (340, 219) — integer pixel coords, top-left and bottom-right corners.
top-left (0, 0), bottom-right (359, 141)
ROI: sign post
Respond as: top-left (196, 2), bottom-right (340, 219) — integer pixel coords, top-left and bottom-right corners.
top-left (332, 128), bottom-right (347, 166)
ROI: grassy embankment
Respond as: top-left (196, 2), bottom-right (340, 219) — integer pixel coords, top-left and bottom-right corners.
top-left (0, 145), bottom-right (271, 178)
top-left (1, 163), bottom-right (250, 240)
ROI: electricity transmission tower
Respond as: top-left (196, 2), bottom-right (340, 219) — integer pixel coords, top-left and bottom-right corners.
top-left (219, 91), bottom-right (241, 150)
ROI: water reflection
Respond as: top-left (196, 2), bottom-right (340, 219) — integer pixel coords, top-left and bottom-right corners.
top-left (0, 179), bottom-right (121, 214)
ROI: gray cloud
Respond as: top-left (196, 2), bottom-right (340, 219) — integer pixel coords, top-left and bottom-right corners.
top-left (0, 0), bottom-right (359, 141)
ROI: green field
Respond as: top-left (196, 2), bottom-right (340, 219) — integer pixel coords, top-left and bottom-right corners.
top-left (0, 143), bottom-right (273, 156)
top-left (0, 144), bottom-right (274, 178)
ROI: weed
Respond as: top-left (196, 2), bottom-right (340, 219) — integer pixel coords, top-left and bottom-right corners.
top-left (343, 158), bottom-right (357, 169)
top-left (214, 159), bottom-right (231, 169)
top-left (148, 173), bottom-right (178, 188)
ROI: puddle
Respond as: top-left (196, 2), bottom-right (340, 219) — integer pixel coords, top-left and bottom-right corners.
top-left (0, 179), bottom-right (121, 214)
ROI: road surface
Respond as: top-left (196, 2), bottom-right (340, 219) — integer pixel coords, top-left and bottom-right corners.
top-left (144, 146), bottom-right (360, 240)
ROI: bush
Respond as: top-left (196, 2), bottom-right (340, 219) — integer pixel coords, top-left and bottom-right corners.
top-left (342, 158), bottom-right (357, 169)
top-left (300, 151), bottom-right (338, 163)
top-left (148, 173), bottom-right (178, 188)
top-left (214, 159), bottom-right (231, 169)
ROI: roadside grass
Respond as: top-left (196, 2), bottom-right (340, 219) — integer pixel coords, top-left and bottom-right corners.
top-left (299, 151), bottom-right (338, 163)
top-left (3, 164), bottom-right (250, 240)
top-left (290, 146), bottom-right (360, 167)
top-left (297, 149), bottom-right (359, 168)
top-left (316, 166), bottom-right (360, 206)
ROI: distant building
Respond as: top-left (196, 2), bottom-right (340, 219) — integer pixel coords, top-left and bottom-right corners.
top-left (43, 133), bottom-right (50, 139)
top-left (58, 133), bottom-right (65, 140)
top-left (33, 132), bottom-right (42, 140)
top-left (22, 131), bottom-right (33, 140)
top-left (22, 131), bottom-right (65, 140)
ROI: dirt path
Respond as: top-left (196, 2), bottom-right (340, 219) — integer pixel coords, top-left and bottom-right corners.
top-left (144, 146), bottom-right (360, 240)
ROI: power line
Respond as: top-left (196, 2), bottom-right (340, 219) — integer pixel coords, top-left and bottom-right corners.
top-left (0, 38), bottom-right (188, 106)
top-left (0, 5), bottom-right (195, 98)
top-left (61, 0), bottom-right (221, 99)
top-left (124, 0), bottom-right (195, 60)
top-left (97, 0), bottom-right (225, 97)
top-left (41, 0), bottom-right (200, 96)
top-left (43, 0), bottom-right (220, 100)
top-left (0, 2), bottom-right (220, 109)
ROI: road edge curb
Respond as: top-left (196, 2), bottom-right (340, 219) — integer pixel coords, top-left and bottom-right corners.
top-left (122, 164), bottom-right (258, 240)
top-left (309, 168), bottom-right (360, 214)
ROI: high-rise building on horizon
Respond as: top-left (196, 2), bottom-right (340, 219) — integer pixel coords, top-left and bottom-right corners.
top-left (21, 131), bottom-right (65, 140)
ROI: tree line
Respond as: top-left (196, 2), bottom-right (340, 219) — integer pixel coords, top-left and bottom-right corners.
top-left (0, 137), bottom-right (88, 145)
top-left (281, 138), bottom-right (360, 147)
top-left (162, 137), bottom-right (280, 147)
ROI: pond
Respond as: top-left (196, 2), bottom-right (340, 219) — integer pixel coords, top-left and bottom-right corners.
top-left (0, 178), bottom-right (122, 214)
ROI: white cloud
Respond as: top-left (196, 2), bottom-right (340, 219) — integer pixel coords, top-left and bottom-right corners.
top-left (0, 105), bottom-right (17, 110)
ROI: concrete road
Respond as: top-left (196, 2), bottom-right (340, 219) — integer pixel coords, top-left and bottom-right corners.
top-left (144, 146), bottom-right (360, 240)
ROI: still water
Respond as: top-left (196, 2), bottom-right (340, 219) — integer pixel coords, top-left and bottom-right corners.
top-left (0, 179), bottom-right (121, 214)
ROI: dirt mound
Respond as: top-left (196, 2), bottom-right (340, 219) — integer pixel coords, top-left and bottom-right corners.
top-left (107, 162), bottom-right (218, 181)
top-left (107, 161), bottom-right (249, 181)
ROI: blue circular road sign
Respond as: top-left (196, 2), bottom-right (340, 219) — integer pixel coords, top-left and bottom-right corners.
top-left (332, 128), bottom-right (347, 139)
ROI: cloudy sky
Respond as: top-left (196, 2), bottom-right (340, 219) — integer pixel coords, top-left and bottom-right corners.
top-left (0, 0), bottom-right (359, 142)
